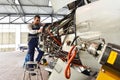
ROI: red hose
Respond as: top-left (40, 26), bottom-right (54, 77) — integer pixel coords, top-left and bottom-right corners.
top-left (47, 29), bottom-right (62, 46)
top-left (64, 46), bottom-right (77, 79)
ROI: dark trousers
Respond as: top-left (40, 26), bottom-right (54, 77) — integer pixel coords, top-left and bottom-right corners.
top-left (24, 38), bottom-right (44, 65)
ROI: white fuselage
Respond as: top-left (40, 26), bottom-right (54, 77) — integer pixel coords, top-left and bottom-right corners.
top-left (76, 0), bottom-right (120, 45)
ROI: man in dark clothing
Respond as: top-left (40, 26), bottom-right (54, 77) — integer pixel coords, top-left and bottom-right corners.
top-left (24, 15), bottom-right (44, 65)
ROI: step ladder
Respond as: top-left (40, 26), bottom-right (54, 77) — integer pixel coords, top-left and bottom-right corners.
top-left (23, 61), bottom-right (43, 80)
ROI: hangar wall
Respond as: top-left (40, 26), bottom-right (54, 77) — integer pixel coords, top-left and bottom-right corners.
top-left (0, 24), bottom-right (28, 52)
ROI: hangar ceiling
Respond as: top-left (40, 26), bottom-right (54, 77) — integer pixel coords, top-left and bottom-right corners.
top-left (0, 0), bottom-right (69, 24)
top-left (0, 0), bottom-right (97, 24)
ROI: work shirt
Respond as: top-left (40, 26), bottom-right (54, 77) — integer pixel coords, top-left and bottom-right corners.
top-left (27, 23), bottom-right (43, 43)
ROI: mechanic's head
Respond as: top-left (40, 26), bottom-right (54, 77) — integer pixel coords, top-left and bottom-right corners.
top-left (33, 15), bottom-right (41, 25)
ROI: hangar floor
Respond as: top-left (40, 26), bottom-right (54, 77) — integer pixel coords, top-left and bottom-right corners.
top-left (0, 51), bottom-right (49, 80)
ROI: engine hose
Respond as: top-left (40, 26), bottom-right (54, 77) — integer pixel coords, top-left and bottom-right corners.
top-left (47, 29), bottom-right (62, 46)
top-left (65, 46), bottom-right (77, 79)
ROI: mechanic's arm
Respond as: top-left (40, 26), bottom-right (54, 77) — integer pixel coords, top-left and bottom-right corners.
top-left (28, 24), bottom-right (42, 34)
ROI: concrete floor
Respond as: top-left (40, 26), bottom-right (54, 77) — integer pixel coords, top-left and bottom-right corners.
top-left (0, 51), bottom-right (49, 80)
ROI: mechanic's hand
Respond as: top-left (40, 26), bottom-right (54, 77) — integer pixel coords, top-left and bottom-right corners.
top-left (37, 27), bottom-right (43, 33)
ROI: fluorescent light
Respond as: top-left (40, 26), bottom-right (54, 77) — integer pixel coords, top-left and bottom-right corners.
top-left (15, 0), bottom-right (19, 4)
top-left (49, 1), bottom-right (52, 6)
